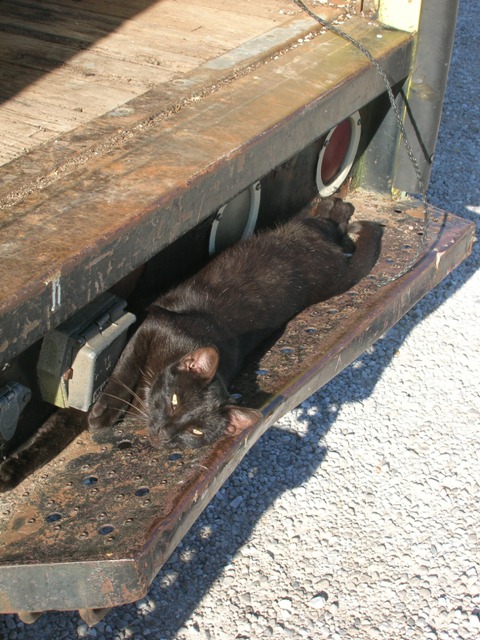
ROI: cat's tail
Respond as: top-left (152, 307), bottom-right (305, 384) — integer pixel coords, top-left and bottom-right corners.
top-left (344, 220), bottom-right (384, 290)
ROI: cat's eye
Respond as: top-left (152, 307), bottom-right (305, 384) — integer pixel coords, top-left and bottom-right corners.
top-left (190, 428), bottom-right (204, 437)
top-left (171, 393), bottom-right (179, 411)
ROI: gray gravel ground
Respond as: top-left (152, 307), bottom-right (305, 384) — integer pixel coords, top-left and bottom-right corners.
top-left (1, 1), bottom-right (479, 638)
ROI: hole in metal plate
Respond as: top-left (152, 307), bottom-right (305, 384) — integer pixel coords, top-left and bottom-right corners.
top-left (46, 513), bottom-right (62, 523)
top-left (98, 525), bottom-right (115, 536)
top-left (82, 476), bottom-right (98, 486)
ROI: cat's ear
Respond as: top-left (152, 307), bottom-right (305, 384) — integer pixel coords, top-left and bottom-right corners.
top-left (224, 406), bottom-right (263, 435)
top-left (178, 346), bottom-right (220, 383)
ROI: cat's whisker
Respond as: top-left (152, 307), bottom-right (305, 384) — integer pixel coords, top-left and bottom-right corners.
top-left (110, 378), bottom-right (150, 414)
top-left (99, 392), bottom-right (149, 420)
top-left (111, 379), bottom-right (149, 413)
top-left (115, 409), bottom-right (148, 427)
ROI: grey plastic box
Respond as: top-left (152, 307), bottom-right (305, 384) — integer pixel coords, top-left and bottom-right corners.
top-left (37, 293), bottom-right (136, 411)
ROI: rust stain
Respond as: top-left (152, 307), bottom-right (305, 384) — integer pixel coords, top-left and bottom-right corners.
top-left (101, 577), bottom-right (115, 596)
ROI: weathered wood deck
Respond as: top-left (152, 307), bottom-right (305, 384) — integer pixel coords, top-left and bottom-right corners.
top-left (0, 0), bottom-right (355, 167)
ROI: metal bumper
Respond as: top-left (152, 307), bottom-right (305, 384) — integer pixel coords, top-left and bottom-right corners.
top-left (0, 194), bottom-right (474, 616)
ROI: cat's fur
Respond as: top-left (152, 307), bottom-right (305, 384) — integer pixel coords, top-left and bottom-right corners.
top-left (88, 198), bottom-right (383, 448)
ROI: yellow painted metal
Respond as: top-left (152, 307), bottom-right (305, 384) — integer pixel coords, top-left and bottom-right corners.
top-left (378, 0), bottom-right (422, 32)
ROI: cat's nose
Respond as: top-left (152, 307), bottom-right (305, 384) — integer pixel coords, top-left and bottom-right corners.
top-left (148, 423), bottom-right (169, 448)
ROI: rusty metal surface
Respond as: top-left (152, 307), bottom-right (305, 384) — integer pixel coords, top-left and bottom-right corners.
top-left (0, 20), bottom-right (414, 366)
top-left (0, 194), bottom-right (474, 615)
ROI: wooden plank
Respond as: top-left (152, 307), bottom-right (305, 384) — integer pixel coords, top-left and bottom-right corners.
top-left (0, 0), bottom-right (294, 79)
top-left (0, 50), bottom-right (145, 141)
top-left (0, 35), bottom-right (174, 89)
top-left (0, 0), bottom-right (344, 166)
top-left (0, 12), bottom-right (334, 202)
top-left (1, 1), bottom-right (280, 59)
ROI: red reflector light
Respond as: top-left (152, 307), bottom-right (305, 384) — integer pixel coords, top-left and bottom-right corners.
top-left (321, 118), bottom-right (352, 185)
top-left (316, 112), bottom-right (361, 197)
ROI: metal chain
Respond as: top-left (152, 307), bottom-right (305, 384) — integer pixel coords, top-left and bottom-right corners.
top-left (292, 0), bottom-right (430, 284)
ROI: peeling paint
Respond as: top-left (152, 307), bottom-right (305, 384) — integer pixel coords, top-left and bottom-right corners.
top-left (50, 276), bottom-right (62, 312)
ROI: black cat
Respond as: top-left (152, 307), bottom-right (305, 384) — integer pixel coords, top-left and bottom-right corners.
top-left (88, 197), bottom-right (382, 448)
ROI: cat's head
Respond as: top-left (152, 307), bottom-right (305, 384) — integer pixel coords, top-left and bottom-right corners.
top-left (145, 346), bottom-right (261, 448)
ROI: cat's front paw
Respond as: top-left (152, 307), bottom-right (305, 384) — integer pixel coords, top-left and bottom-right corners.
top-left (87, 396), bottom-right (121, 432)
top-left (328, 199), bottom-right (355, 231)
top-left (309, 198), bottom-right (354, 231)
top-left (0, 458), bottom-right (21, 492)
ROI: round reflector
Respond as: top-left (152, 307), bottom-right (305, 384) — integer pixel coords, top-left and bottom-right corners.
top-left (209, 182), bottom-right (261, 256)
top-left (316, 112), bottom-right (361, 196)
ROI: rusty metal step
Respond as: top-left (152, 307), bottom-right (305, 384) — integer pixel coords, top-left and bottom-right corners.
top-left (0, 18), bottom-right (414, 366)
top-left (0, 193), bottom-right (474, 615)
